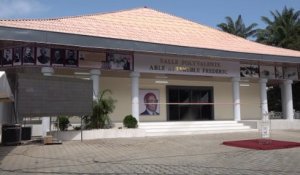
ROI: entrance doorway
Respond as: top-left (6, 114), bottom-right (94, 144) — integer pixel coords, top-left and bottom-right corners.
top-left (167, 86), bottom-right (214, 121)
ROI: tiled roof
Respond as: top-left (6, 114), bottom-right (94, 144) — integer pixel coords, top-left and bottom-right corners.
top-left (1, 7), bottom-right (300, 58)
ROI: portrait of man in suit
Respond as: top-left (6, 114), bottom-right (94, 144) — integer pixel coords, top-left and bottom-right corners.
top-left (140, 90), bottom-right (160, 115)
top-left (2, 49), bottom-right (13, 66)
top-left (23, 47), bottom-right (35, 64)
top-left (65, 49), bottom-right (78, 66)
top-left (37, 47), bottom-right (50, 65)
top-left (51, 48), bottom-right (64, 66)
top-left (13, 47), bottom-right (22, 65)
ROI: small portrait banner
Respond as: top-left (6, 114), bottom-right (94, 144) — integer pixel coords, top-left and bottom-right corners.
top-left (275, 66), bottom-right (283, 79)
top-left (51, 48), bottom-right (65, 66)
top-left (106, 52), bottom-right (133, 70)
top-left (13, 47), bottom-right (22, 66)
top-left (240, 64), bottom-right (259, 78)
top-left (284, 67), bottom-right (298, 80)
top-left (22, 46), bottom-right (35, 65)
top-left (36, 47), bottom-right (51, 65)
top-left (78, 51), bottom-right (106, 68)
top-left (3, 49), bottom-right (13, 66)
top-left (65, 49), bottom-right (78, 67)
top-left (260, 65), bottom-right (275, 79)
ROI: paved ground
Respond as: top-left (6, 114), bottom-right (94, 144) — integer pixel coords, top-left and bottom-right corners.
top-left (0, 130), bottom-right (300, 175)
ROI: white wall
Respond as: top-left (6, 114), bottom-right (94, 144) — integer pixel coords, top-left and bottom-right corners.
top-left (101, 77), bottom-right (132, 122)
top-left (102, 76), bottom-right (261, 122)
top-left (214, 81), bottom-right (234, 120)
top-left (240, 83), bottom-right (260, 120)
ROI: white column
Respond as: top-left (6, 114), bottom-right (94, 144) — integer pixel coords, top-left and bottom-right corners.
top-left (232, 77), bottom-right (241, 121)
top-left (41, 67), bottom-right (54, 137)
top-left (283, 80), bottom-right (294, 120)
top-left (90, 69), bottom-right (101, 100)
top-left (259, 79), bottom-right (268, 119)
top-left (130, 72), bottom-right (140, 122)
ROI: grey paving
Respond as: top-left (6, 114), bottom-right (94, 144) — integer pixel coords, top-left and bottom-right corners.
top-left (0, 130), bottom-right (300, 175)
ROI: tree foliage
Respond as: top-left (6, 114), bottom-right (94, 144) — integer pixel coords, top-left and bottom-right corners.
top-left (256, 6), bottom-right (300, 50)
top-left (217, 15), bottom-right (258, 38)
top-left (256, 7), bottom-right (300, 111)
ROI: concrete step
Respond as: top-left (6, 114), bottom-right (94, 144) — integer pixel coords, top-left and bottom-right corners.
top-left (139, 121), bottom-right (257, 137)
top-left (145, 126), bottom-right (252, 133)
top-left (147, 129), bottom-right (258, 137)
top-left (139, 123), bottom-right (246, 129)
top-left (139, 121), bottom-right (238, 126)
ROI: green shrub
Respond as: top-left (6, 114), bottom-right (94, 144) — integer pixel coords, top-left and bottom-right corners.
top-left (56, 116), bottom-right (70, 131)
top-left (123, 115), bottom-right (138, 128)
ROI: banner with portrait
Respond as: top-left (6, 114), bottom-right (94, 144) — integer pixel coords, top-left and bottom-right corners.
top-left (260, 65), bottom-right (275, 79)
top-left (2, 49), bottom-right (13, 66)
top-left (284, 67), bottom-right (298, 80)
top-left (139, 89), bottom-right (160, 116)
top-left (106, 52), bottom-right (133, 70)
top-left (240, 64), bottom-right (259, 78)
top-left (22, 46), bottom-right (35, 65)
top-left (78, 51), bottom-right (106, 68)
top-left (13, 47), bottom-right (22, 66)
top-left (51, 48), bottom-right (65, 66)
top-left (275, 66), bottom-right (284, 79)
top-left (65, 49), bottom-right (78, 67)
top-left (36, 47), bottom-right (51, 66)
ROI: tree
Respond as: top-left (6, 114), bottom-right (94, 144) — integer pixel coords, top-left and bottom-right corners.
top-left (217, 15), bottom-right (258, 39)
top-left (84, 89), bottom-right (116, 129)
top-left (256, 6), bottom-right (300, 112)
top-left (256, 6), bottom-right (300, 50)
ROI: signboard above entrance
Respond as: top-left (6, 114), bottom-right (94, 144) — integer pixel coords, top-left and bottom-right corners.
top-left (134, 54), bottom-right (240, 77)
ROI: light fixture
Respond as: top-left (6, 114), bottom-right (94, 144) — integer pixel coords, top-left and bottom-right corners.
top-left (80, 77), bottom-right (91, 80)
top-left (155, 80), bottom-right (169, 84)
top-left (74, 72), bottom-right (90, 75)
top-left (240, 83), bottom-right (250, 87)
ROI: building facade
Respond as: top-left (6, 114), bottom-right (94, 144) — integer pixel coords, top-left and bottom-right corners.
top-left (0, 8), bottom-right (300, 129)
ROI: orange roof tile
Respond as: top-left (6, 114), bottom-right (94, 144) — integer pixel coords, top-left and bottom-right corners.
top-left (1, 7), bottom-right (300, 58)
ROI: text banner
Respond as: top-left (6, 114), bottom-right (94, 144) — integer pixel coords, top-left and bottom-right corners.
top-left (134, 54), bottom-right (240, 77)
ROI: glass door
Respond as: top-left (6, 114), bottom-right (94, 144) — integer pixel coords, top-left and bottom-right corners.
top-left (167, 86), bottom-right (214, 121)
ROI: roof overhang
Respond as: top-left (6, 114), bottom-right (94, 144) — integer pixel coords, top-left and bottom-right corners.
top-left (0, 26), bottom-right (299, 64)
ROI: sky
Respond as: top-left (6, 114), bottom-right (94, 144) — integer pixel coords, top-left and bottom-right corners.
top-left (0, 0), bottom-right (299, 29)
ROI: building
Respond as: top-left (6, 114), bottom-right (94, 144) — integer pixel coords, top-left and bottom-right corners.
top-left (0, 8), bottom-right (300, 136)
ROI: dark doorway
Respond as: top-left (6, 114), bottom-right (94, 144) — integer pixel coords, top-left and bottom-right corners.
top-left (167, 86), bottom-right (214, 121)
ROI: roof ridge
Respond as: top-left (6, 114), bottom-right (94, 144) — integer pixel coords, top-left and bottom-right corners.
top-left (0, 6), bottom-right (148, 22)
